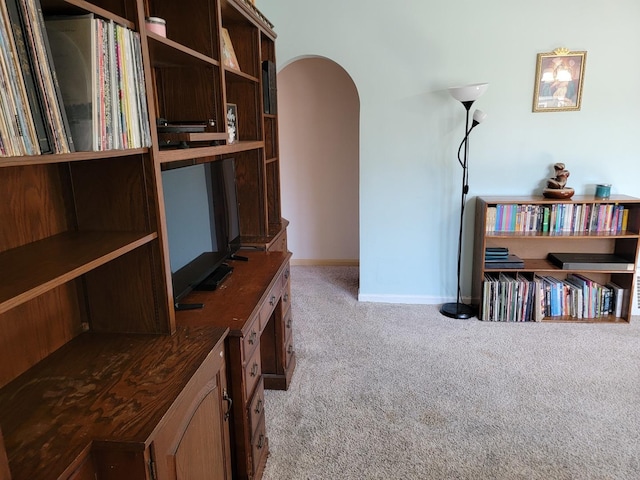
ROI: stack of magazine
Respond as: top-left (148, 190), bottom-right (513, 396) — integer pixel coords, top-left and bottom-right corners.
top-left (484, 247), bottom-right (524, 269)
top-left (0, 0), bottom-right (151, 156)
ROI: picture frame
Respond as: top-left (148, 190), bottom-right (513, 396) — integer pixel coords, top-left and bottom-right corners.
top-left (226, 103), bottom-right (238, 144)
top-left (221, 28), bottom-right (240, 71)
top-left (532, 48), bottom-right (586, 112)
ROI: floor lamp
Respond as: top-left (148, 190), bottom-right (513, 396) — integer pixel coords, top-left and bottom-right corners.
top-left (440, 83), bottom-right (488, 319)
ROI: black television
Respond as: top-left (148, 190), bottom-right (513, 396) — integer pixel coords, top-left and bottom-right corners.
top-left (161, 157), bottom-right (242, 304)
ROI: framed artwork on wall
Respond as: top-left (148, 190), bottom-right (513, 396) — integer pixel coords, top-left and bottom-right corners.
top-left (532, 48), bottom-right (586, 112)
top-left (226, 103), bottom-right (238, 144)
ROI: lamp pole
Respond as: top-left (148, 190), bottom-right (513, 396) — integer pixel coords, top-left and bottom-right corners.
top-left (440, 84), bottom-right (488, 319)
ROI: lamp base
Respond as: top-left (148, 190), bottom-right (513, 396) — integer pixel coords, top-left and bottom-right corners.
top-left (440, 302), bottom-right (476, 319)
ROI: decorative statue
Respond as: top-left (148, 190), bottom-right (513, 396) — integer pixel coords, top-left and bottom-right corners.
top-left (543, 163), bottom-right (574, 198)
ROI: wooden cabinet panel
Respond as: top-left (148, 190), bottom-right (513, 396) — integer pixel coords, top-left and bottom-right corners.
top-left (169, 389), bottom-right (228, 479)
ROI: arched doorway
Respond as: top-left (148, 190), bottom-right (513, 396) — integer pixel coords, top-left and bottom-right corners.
top-left (278, 57), bottom-right (360, 265)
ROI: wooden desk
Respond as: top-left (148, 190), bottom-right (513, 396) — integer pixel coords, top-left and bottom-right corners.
top-left (175, 250), bottom-right (296, 480)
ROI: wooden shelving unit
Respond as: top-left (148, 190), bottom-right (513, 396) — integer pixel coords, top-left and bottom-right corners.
top-left (0, 0), bottom-right (289, 478)
top-left (472, 195), bottom-right (640, 322)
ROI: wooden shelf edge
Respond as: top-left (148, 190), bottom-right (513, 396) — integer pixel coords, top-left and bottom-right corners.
top-left (0, 148), bottom-right (148, 168)
top-left (157, 141), bottom-right (264, 163)
top-left (0, 231), bottom-right (157, 314)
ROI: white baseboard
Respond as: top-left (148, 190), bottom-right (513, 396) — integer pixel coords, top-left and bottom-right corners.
top-left (291, 259), bottom-right (359, 266)
top-left (357, 293), bottom-right (459, 305)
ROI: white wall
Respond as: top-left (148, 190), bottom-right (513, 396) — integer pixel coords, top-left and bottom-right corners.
top-left (258, 0), bottom-right (640, 303)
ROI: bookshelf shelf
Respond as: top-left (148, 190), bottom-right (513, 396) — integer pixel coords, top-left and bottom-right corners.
top-left (473, 195), bottom-right (640, 322)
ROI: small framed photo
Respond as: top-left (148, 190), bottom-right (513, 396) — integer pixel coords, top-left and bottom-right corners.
top-left (221, 28), bottom-right (240, 71)
top-left (226, 103), bottom-right (238, 144)
top-left (532, 48), bottom-right (586, 112)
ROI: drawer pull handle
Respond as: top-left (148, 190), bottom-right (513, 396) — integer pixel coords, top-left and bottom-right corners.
top-left (286, 317), bottom-right (293, 329)
top-left (248, 331), bottom-right (257, 345)
top-left (223, 389), bottom-right (233, 421)
top-left (284, 269), bottom-right (290, 279)
top-left (255, 399), bottom-right (263, 414)
top-left (283, 293), bottom-right (289, 303)
top-left (257, 434), bottom-right (265, 449)
top-left (251, 363), bottom-right (259, 377)
top-left (269, 295), bottom-right (277, 306)
top-left (287, 345), bottom-right (295, 355)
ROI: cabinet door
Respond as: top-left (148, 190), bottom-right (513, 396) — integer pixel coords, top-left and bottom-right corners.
top-left (159, 369), bottom-right (232, 480)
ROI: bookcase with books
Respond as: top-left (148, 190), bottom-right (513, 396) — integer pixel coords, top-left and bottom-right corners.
top-left (0, 0), bottom-right (289, 479)
top-left (472, 195), bottom-right (640, 322)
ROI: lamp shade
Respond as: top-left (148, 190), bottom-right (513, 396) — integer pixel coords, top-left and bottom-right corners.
top-left (448, 83), bottom-right (489, 102)
top-left (472, 109), bottom-right (487, 124)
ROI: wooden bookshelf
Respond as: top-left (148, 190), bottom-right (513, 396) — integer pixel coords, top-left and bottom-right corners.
top-left (0, 0), bottom-right (289, 478)
top-left (473, 195), bottom-right (640, 322)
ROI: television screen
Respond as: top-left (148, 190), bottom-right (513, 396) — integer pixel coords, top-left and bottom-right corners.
top-left (161, 158), bottom-right (241, 302)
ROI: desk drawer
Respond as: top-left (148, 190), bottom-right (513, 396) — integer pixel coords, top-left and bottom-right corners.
top-left (282, 263), bottom-right (291, 289)
top-left (259, 282), bottom-right (281, 331)
top-left (282, 279), bottom-right (291, 316)
top-left (283, 307), bottom-right (293, 343)
top-left (242, 317), bottom-right (260, 360)
top-left (248, 378), bottom-right (265, 437)
top-left (284, 330), bottom-right (295, 370)
top-left (251, 415), bottom-right (269, 475)
top-left (244, 341), bottom-right (262, 400)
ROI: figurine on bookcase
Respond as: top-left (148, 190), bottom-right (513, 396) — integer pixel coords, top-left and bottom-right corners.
top-left (543, 162), bottom-right (575, 199)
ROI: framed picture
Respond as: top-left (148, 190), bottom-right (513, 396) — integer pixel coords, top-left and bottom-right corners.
top-left (226, 103), bottom-right (238, 144)
top-left (221, 28), bottom-right (240, 71)
top-left (532, 48), bottom-right (586, 112)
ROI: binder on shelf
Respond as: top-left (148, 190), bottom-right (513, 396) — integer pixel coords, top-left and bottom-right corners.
top-left (547, 253), bottom-right (635, 271)
top-left (605, 281), bottom-right (626, 318)
top-left (262, 60), bottom-right (277, 114)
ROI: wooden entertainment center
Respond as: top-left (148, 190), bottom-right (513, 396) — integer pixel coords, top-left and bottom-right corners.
top-left (0, 0), bottom-right (292, 479)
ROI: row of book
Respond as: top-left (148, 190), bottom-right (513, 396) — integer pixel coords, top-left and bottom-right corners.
top-left (481, 272), bottom-right (627, 322)
top-left (485, 203), bottom-right (629, 235)
top-left (0, 0), bottom-right (150, 157)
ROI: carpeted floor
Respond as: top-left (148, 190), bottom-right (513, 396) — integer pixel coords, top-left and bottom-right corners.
top-left (262, 265), bottom-right (640, 480)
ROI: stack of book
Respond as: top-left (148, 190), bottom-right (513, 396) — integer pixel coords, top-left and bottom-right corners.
top-left (484, 247), bottom-right (524, 269)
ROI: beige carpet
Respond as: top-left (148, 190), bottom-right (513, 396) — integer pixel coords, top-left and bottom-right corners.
top-left (262, 266), bottom-right (640, 480)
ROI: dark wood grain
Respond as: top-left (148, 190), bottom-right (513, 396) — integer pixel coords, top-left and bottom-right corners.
top-left (175, 250), bottom-right (290, 334)
top-left (0, 325), bottom-right (227, 480)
